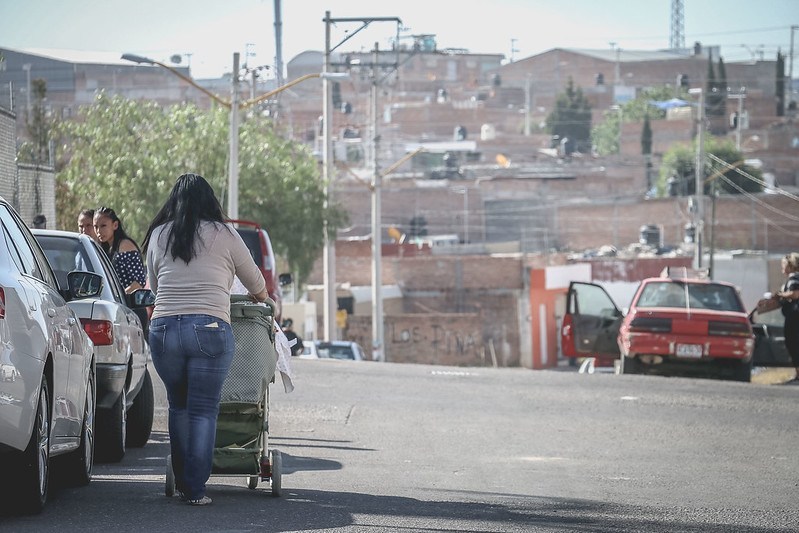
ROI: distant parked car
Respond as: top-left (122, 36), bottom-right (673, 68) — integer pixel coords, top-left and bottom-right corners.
top-left (316, 341), bottom-right (366, 361)
top-left (34, 230), bottom-right (156, 462)
top-left (298, 340), bottom-right (322, 359)
top-left (1, 197), bottom-right (102, 513)
top-left (561, 269), bottom-right (754, 382)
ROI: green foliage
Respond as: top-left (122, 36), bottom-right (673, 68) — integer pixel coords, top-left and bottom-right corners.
top-left (591, 85), bottom-right (675, 156)
top-left (657, 137), bottom-right (763, 197)
top-left (545, 78), bottom-right (591, 151)
top-left (18, 78), bottom-right (54, 165)
top-left (641, 115), bottom-right (652, 156)
top-left (55, 93), bottom-right (344, 283)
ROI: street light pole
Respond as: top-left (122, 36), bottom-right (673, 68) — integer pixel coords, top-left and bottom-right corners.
top-left (690, 87), bottom-right (705, 271)
top-left (122, 52), bottom-right (346, 228)
top-left (229, 53), bottom-right (240, 220)
top-left (322, 11), bottom-right (337, 342)
top-left (370, 42), bottom-right (384, 362)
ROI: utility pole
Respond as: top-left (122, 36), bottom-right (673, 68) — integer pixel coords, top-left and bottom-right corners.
top-left (692, 87), bottom-right (705, 270)
top-left (322, 11), bottom-right (336, 342)
top-left (790, 25), bottom-right (797, 113)
top-left (370, 42), bottom-right (384, 362)
top-left (321, 12), bottom-right (402, 346)
top-left (274, 0), bottom-right (284, 87)
top-left (228, 53), bottom-right (240, 220)
top-left (524, 75), bottom-right (532, 136)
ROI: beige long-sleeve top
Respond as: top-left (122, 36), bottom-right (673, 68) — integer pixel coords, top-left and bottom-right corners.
top-left (146, 221), bottom-right (266, 324)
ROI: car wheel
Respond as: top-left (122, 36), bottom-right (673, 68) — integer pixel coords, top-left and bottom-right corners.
top-left (270, 449), bottom-right (282, 497)
top-left (17, 377), bottom-right (51, 514)
top-left (59, 369), bottom-right (95, 486)
top-left (620, 355), bottom-right (643, 375)
top-left (97, 387), bottom-right (126, 462)
top-left (730, 359), bottom-right (752, 383)
top-left (126, 369), bottom-right (154, 448)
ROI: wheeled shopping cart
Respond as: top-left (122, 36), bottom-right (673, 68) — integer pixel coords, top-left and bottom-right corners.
top-left (165, 295), bottom-right (283, 497)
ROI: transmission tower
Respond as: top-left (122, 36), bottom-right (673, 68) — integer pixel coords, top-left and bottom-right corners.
top-left (670, 0), bottom-right (685, 50)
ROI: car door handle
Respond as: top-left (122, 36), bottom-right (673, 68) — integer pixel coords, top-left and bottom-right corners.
top-left (47, 308), bottom-right (56, 318)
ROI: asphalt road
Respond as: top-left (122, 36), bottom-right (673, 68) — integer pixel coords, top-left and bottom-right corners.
top-left (2, 358), bottom-right (798, 532)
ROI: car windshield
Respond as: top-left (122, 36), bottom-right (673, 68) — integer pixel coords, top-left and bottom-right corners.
top-left (636, 281), bottom-right (744, 312)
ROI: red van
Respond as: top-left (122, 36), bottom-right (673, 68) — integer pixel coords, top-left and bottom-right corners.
top-left (230, 219), bottom-right (290, 321)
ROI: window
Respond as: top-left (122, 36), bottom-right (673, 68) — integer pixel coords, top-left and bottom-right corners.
top-left (0, 205), bottom-right (42, 279)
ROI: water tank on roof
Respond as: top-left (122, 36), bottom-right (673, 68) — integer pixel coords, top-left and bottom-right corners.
top-left (639, 224), bottom-right (662, 247)
top-left (481, 124), bottom-right (496, 141)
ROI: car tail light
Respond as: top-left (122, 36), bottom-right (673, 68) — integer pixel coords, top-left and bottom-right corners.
top-left (708, 320), bottom-right (752, 337)
top-left (0, 287), bottom-right (5, 319)
top-left (629, 316), bottom-right (672, 333)
top-left (81, 319), bottom-right (113, 345)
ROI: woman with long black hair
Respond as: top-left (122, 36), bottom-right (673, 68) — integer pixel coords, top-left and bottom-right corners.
top-left (93, 206), bottom-right (146, 293)
top-left (143, 173), bottom-right (267, 506)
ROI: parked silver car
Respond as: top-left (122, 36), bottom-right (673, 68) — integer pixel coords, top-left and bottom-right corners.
top-left (0, 197), bottom-right (101, 513)
top-left (34, 230), bottom-right (155, 462)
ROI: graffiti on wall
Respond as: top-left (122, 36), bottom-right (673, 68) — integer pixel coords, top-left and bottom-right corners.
top-left (386, 322), bottom-right (481, 359)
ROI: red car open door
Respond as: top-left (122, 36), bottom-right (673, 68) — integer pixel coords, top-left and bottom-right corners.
top-left (561, 282), bottom-right (623, 359)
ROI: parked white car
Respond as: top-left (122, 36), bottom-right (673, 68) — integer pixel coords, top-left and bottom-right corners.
top-left (34, 230), bottom-right (155, 462)
top-left (1, 197), bottom-right (101, 513)
top-left (315, 341), bottom-right (366, 361)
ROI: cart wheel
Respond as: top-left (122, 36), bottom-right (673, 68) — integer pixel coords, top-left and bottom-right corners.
top-left (165, 454), bottom-right (175, 497)
top-left (248, 476), bottom-right (259, 490)
top-left (270, 449), bottom-right (282, 497)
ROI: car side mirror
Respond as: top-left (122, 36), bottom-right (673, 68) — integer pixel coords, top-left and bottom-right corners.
top-left (279, 273), bottom-right (293, 286)
top-left (67, 271), bottom-right (103, 300)
top-left (128, 288), bottom-right (156, 308)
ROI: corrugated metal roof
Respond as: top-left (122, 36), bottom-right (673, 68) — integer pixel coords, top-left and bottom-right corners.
top-left (561, 48), bottom-right (694, 63)
top-left (10, 46), bottom-right (144, 66)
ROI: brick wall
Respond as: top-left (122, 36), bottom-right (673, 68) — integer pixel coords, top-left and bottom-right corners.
top-left (345, 312), bottom-right (511, 367)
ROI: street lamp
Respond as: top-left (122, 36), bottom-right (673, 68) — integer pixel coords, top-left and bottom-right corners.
top-left (121, 52), bottom-right (347, 222)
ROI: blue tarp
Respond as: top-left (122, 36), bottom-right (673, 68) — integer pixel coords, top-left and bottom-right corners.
top-left (648, 98), bottom-right (690, 110)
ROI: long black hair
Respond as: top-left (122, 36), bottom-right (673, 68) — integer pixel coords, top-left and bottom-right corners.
top-left (95, 206), bottom-right (140, 257)
top-left (143, 173), bottom-right (228, 264)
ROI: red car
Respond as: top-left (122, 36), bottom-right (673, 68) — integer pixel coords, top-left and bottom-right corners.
top-left (561, 272), bottom-right (755, 382)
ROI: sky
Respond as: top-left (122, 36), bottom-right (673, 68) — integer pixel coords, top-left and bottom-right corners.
top-left (1, 0), bottom-right (797, 79)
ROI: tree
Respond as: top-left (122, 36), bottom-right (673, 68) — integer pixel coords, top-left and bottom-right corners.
top-left (54, 93), bottom-right (346, 283)
top-left (776, 50), bottom-right (786, 116)
top-left (657, 137), bottom-right (762, 197)
top-left (591, 85), bottom-right (674, 156)
top-left (18, 78), bottom-right (54, 165)
top-left (641, 114), bottom-right (652, 156)
top-left (545, 78), bottom-right (591, 153)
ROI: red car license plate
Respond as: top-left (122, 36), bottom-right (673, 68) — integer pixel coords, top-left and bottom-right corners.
top-left (675, 343), bottom-right (703, 358)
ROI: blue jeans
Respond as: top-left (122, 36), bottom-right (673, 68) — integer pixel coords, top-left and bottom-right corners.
top-left (149, 314), bottom-right (234, 499)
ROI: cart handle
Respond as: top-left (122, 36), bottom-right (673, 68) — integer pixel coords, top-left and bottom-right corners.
top-left (230, 294), bottom-right (277, 308)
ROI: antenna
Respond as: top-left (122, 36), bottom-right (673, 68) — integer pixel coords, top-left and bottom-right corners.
top-left (670, 0), bottom-right (685, 50)
top-left (510, 38), bottom-right (519, 63)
